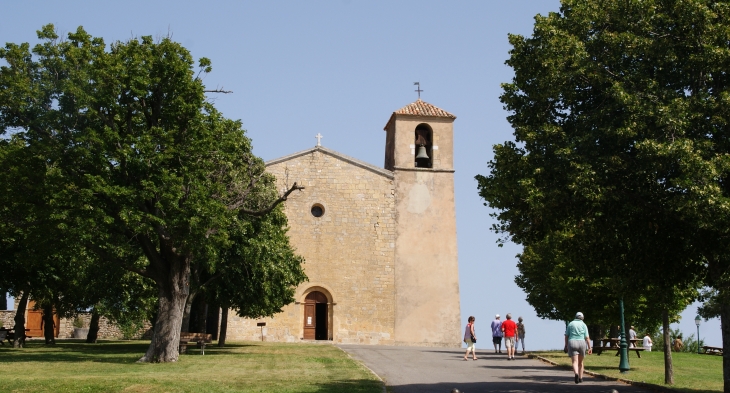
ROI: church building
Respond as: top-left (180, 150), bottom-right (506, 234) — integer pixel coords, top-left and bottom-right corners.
top-left (226, 100), bottom-right (461, 346)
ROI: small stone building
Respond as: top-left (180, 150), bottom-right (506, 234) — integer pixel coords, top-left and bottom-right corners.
top-left (226, 100), bottom-right (461, 346)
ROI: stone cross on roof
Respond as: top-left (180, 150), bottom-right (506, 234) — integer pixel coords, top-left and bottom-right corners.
top-left (315, 133), bottom-right (323, 146)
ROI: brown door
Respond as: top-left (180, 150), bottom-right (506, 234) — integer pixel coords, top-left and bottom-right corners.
top-left (303, 291), bottom-right (328, 340)
top-left (26, 301), bottom-right (43, 337)
top-left (25, 301), bottom-right (60, 338)
top-left (303, 303), bottom-right (315, 340)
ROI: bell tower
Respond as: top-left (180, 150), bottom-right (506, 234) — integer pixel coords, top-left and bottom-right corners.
top-left (383, 99), bottom-right (461, 347)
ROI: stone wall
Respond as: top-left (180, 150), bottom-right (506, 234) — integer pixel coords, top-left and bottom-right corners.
top-left (0, 310), bottom-right (14, 329)
top-left (0, 309), bottom-right (150, 340)
top-left (226, 146), bottom-right (397, 345)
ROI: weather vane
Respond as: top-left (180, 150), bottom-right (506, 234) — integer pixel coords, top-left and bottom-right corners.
top-left (414, 82), bottom-right (423, 99)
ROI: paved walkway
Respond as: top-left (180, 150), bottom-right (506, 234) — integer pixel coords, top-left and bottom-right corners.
top-left (339, 345), bottom-right (649, 393)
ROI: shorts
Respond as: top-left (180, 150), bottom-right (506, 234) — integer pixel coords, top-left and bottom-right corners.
top-left (492, 336), bottom-right (502, 345)
top-left (504, 336), bottom-right (515, 348)
top-left (464, 338), bottom-right (475, 352)
top-left (568, 340), bottom-right (587, 357)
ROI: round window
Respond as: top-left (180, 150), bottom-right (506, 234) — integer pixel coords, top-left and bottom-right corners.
top-left (311, 204), bottom-right (325, 217)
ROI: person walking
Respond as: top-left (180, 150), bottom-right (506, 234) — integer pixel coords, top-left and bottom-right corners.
top-left (642, 333), bottom-right (653, 352)
top-left (564, 312), bottom-right (591, 384)
top-left (501, 313), bottom-right (518, 360)
top-left (463, 316), bottom-right (478, 360)
top-left (491, 314), bottom-right (503, 354)
top-left (516, 316), bottom-right (526, 354)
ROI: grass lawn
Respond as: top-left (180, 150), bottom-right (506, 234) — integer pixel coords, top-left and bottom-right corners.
top-left (531, 350), bottom-right (723, 392)
top-left (0, 340), bottom-right (383, 393)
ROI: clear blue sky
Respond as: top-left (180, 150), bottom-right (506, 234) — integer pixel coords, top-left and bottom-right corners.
top-left (2, 0), bottom-right (721, 349)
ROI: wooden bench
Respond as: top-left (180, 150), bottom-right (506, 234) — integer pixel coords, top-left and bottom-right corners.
top-left (179, 332), bottom-right (213, 355)
top-left (702, 346), bottom-right (723, 355)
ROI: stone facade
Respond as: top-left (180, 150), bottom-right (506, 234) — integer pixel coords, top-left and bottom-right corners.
top-left (385, 113), bottom-right (462, 347)
top-left (227, 147), bottom-right (397, 345)
top-left (226, 100), bottom-right (462, 347)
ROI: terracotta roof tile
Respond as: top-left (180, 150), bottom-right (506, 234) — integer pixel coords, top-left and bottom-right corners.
top-left (394, 99), bottom-right (456, 119)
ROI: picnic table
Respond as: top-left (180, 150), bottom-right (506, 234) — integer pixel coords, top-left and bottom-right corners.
top-left (0, 328), bottom-right (32, 345)
top-left (593, 338), bottom-right (646, 358)
top-left (702, 346), bottom-right (723, 355)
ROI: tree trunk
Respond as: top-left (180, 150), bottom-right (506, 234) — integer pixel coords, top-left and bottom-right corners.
top-left (588, 324), bottom-right (601, 350)
top-left (218, 307), bottom-right (228, 347)
top-left (193, 299), bottom-right (207, 333)
top-left (663, 309), bottom-right (674, 385)
top-left (720, 289), bottom-right (730, 393)
top-left (86, 308), bottom-right (100, 343)
top-left (12, 291), bottom-right (29, 348)
top-left (42, 303), bottom-right (55, 345)
top-left (180, 291), bottom-right (197, 333)
top-left (137, 256), bottom-right (190, 363)
top-left (206, 305), bottom-right (220, 339)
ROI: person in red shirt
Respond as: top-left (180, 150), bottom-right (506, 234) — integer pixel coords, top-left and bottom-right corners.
top-left (501, 313), bottom-right (518, 360)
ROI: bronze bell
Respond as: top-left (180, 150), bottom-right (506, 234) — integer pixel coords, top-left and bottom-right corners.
top-left (415, 145), bottom-right (429, 160)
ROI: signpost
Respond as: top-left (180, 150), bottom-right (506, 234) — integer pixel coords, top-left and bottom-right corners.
top-left (257, 322), bottom-right (266, 342)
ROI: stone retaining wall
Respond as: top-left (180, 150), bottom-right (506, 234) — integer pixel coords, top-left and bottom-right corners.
top-left (0, 309), bottom-right (150, 340)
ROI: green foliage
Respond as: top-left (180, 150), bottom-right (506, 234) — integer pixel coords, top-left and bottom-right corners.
top-left (476, 0), bottom-right (730, 329)
top-left (72, 317), bottom-right (85, 329)
top-left (117, 319), bottom-right (146, 340)
top-left (651, 328), bottom-right (705, 354)
top-left (0, 25), bottom-right (306, 358)
top-left (211, 205), bottom-right (307, 319)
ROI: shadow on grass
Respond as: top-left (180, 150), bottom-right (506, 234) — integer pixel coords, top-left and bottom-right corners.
top-left (313, 379), bottom-right (383, 393)
top-left (0, 341), bottom-right (257, 364)
top-left (0, 342), bottom-right (147, 364)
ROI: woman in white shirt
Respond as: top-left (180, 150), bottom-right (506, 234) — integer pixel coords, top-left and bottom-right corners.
top-left (642, 333), bottom-right (653, 352)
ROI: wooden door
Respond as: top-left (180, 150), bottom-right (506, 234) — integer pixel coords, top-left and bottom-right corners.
top-left (26, 301), bottom-right (43, 337)
top-left (303, 303), bottom-right (315, 340)
top-left (303, 291), bottom-right (328, 340)
top-left (25, 301), bottom-right (60, 338)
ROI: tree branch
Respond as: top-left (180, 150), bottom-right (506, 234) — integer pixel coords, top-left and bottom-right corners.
top-left (240, 182), bottom-right (304, 217)
top-left (204, 88), bottom-right (232, 94)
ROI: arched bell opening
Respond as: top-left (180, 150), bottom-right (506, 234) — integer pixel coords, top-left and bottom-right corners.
top-left (414, 124), bottom-right (433, 168)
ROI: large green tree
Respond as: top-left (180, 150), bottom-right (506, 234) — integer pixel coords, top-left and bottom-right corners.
top-left (0, 25), bottom-right (305, 362)
top-left (477, 0), bottom-right (729, 387)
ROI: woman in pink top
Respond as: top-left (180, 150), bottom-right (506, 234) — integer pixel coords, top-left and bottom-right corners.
top-left (463, 316), bottom-right (477, 360)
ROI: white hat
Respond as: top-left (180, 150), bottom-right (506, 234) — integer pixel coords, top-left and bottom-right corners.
top-left (495, 314), bottom-right (500, 318)
top-left (575, 312), bottom-right (584, 320)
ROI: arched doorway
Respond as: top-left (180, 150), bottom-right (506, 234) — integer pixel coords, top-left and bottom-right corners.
top-left (303, 291), bottom-right (328, 340)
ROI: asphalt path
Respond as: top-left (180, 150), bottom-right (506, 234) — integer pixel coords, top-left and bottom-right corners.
top-left (339, 345), bottom-right (650, 393)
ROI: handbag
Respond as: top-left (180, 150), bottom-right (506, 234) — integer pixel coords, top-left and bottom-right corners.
top-left (471, 334), bottom-right (477, 343)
